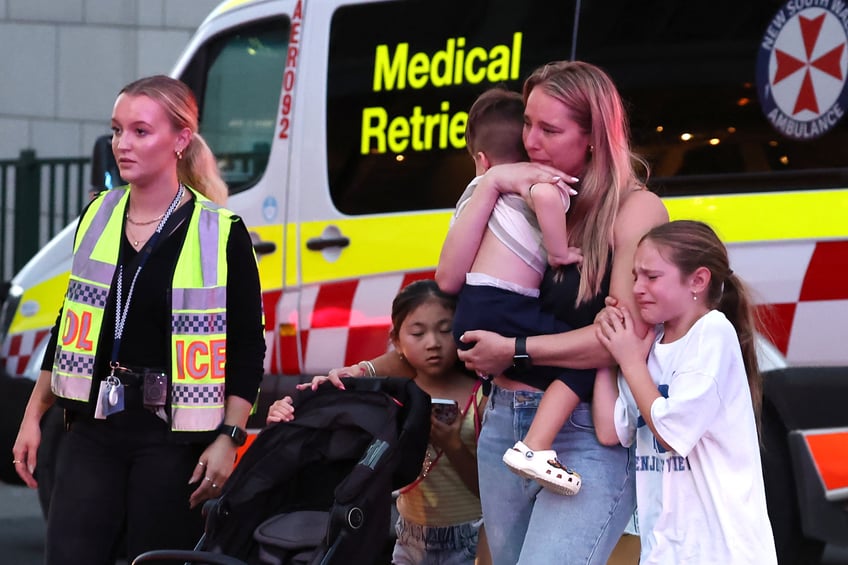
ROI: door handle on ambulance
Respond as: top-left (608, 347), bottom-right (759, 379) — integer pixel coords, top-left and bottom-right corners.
top-left (306, 235), bottom-right (350, 251)
top-left (306, 225), bottom-right (351, 251)
top-left (307, 225), bottom-right (350, 263)
top-left (252, 240), bottom-right (276, 255)
top-left (249, 231), bottom-right (276, 256)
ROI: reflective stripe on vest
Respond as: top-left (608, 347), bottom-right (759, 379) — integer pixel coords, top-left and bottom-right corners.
top-left (52, 189), bottom-right (126, 401)
top-left (52, 187), bottom-right (234, 432)
top-left (170, 198), bottom-right (231, 431)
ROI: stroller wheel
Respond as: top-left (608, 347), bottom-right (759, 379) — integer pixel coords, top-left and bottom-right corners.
top-left (347, 507), bottom-right (364, 529)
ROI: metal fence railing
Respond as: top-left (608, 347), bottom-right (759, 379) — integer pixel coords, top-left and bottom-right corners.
top-left (0, 150), bottom-right (91, 282)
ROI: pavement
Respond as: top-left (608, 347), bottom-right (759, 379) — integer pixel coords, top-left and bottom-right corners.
top-left (2, 480), bottom-right (847, 564)
top-left (0, 483), bottom-right (46, 563)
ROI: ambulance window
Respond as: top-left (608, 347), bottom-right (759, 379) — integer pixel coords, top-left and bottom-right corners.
top-left (574, 1), bottom-right (848, 196)
top-left (326, 0), bottom-right (577, 215)
top-left (181, 18), bottom-right (289, 195)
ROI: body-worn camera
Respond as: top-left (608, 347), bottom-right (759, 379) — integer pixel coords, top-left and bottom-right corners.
top-left (143, 372), bottom-right (168, 407)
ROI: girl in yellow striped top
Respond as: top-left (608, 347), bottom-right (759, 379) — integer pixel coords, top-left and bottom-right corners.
top-left (387, 281), bottom-right (487, 564)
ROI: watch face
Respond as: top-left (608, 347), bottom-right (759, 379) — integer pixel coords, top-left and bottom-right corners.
top-left (219, 425), bottom-right (247, 446)
top-left (513, 354), bottom-right (532, 372)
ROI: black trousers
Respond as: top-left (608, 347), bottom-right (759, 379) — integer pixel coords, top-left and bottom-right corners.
top-left (45, 408), bottom-right (205, 565)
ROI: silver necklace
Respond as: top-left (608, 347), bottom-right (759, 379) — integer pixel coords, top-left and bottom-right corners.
top-left (125, 186), bottom-right (185, 247)
top-left (125, 186), bottom-right (184, 226)
top-left (126, 225), bottom-right (148, 249)
top-left (126, 212), bottom-right (165, 226)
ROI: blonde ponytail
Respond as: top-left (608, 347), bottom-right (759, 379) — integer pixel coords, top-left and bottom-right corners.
top-left (179, 132), bottom-right (228, 205)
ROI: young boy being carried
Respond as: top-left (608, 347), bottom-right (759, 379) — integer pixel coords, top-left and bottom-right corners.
top-left (446, 87), bottom-right (593, 495)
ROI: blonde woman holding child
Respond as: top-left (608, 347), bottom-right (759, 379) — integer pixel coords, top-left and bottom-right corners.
top-left (453, 85), bottom-right (619, 497)
top-left (437, 61), bottom-right (667, 564)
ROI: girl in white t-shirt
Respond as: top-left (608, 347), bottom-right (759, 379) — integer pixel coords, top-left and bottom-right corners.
top-left (594, 220), bottom-right (777, 565)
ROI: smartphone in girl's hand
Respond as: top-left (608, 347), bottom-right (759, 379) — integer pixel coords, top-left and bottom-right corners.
top-left (431, 398), bottom-right (459, 425)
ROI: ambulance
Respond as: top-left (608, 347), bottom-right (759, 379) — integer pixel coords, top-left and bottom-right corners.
top-left (0, 0), bottom-right (846, 561)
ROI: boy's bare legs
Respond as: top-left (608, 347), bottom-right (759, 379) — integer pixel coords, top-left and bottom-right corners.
top-left (591, 367), bottom-right (620, 446)
top-left (502, 380), bottom-right (584, 495)
top-left (522, 380), bottom-right (580, 451)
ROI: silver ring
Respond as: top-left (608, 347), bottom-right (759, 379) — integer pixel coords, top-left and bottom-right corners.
top-left (204, 476), bottom-right (212, 482)
top-left (212, 483), bottom-right (218, 489)
top-left (12, 460), bottom-right (22, 464)
top-left (197, 461), bottom-right (206, 467)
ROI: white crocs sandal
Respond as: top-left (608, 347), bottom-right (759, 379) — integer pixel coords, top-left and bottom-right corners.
top-left (502, 441), bottom-right (582, 496)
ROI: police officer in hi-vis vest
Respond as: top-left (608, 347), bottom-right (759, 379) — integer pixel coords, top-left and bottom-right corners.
top-left (12, 75), bottom-right (265, 565)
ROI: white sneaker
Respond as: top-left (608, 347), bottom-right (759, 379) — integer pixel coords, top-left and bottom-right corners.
top-left (502, 441), bottom-right (582, 496)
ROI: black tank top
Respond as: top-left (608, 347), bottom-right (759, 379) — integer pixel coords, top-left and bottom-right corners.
top-left (539, 256), bottom-right (612, 330)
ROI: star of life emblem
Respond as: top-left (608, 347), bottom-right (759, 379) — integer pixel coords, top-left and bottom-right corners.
top-left (756, 0), bottom-right (848, 140)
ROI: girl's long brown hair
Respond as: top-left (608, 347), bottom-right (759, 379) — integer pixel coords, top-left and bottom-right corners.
top-left (642, 220), bottom-right (763, 434)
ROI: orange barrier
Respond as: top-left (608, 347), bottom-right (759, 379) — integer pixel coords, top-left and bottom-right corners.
top-left (804, 428), bottom-right (848, 501)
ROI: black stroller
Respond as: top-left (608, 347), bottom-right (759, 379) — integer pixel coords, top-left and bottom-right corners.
top-left (133, 376), bottom-right (431, 565)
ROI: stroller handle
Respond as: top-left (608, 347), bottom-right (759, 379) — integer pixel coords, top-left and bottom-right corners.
top-left (132, 549), bottom-right (246, 565)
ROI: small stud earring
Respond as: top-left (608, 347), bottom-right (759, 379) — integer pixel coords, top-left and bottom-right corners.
top-left (176, 149), bottom-right (183, 160)
top-left (692, 293), bottom-right (698, 301)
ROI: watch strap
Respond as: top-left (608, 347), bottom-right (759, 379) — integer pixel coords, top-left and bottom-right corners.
top-left (513, 336), bottom-right (532, 372)
top-left (515, 336), bottom-right (527, 357)
top-left (216, 423), bottom-right (247, 446)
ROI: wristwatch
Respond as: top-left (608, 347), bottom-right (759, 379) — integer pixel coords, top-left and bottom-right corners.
top-left (216, 424), bottom-right (248, 446)
top-left (513, 336), bottom-right (532, 372)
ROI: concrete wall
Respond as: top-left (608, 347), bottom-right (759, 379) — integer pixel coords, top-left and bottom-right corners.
top-left (0, 0), bottom-right (222, 159)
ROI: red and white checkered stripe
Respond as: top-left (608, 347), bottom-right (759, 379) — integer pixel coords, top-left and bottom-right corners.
top-left (1, 329), bottom-right (50, 377)
top-left (730, 239), bottom-right (847, 366)
top-left (268, 271), bottom-right (434, 376)
top-left (273, 239), bottom-right (848, 373)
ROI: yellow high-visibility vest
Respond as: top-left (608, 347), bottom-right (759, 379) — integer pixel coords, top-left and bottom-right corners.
top-left (51, 186), bottom-right (234, 432)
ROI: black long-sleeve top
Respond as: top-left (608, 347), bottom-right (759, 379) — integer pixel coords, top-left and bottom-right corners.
top-left (43, 197), bottom-right (265, 421)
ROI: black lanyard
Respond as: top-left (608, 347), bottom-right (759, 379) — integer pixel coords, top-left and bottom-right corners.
top-left (109, 186), bottom-right (188, 373)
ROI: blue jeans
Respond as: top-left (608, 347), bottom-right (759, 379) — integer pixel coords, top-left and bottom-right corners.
top-left (392, 516), bottom-right (479, 564)
top-left (479, 386), bottom-right (635, 565)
